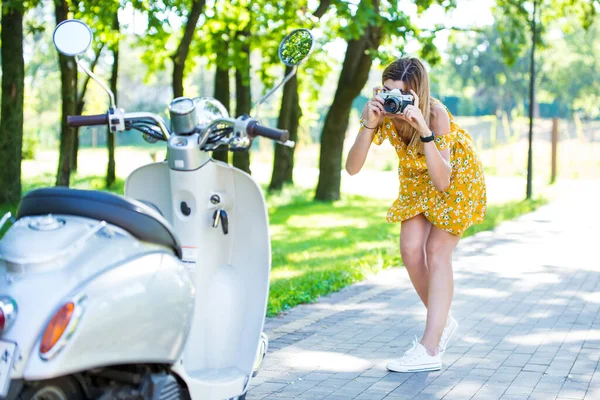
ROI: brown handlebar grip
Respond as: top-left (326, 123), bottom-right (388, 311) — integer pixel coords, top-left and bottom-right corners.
top-left (247, 121), bottom-right (289, 142)
top-left (67, 114), bottom-right (108, 128)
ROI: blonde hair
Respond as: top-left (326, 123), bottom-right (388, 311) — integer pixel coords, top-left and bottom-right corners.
top-left (382, 57), bottom-right (432, 154)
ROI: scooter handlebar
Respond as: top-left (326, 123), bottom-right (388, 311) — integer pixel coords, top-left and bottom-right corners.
top-left (247, 120), bottom-right (289, 143)
top-left (67, 113), bottom-right (109, 128)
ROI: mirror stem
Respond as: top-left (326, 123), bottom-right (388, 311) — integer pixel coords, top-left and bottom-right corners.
top-left (75, 55), bottom-right (116, 109)
top-left (252, 65), bottom-right (298, 120)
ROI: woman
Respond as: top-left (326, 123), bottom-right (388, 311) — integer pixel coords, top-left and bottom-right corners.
top-left (345, 57), bottom-right (487, 372)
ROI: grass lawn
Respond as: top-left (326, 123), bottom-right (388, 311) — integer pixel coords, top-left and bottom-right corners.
top-left (1, 147), bottom-right (549, 316)
top-left (266, 189), bottom-right (546, 316)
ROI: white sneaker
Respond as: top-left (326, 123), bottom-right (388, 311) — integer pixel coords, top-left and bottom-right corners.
top-left (439, 315), bottom-right (458, 354)
top-left (386, 336), bottom-right (442, 373)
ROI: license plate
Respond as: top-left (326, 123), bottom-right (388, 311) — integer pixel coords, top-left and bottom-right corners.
top-left (0, 341), bottom-right (16, 398)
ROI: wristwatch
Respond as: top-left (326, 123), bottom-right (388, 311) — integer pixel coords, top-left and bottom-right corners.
top-left (420, 131), bottom-right (435, 143)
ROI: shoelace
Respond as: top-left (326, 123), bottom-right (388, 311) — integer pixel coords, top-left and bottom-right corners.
top-left (401, 335), bottom-right (423, 362)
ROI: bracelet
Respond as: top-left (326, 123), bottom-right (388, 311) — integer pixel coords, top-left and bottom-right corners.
top-left (359, 118), bottom-right (376, 130)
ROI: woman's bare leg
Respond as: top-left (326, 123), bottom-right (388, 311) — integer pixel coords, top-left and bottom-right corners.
top-left (420, 226), bottom-right (460, 356)
top-left (400, 214), bottom-right (433, 307)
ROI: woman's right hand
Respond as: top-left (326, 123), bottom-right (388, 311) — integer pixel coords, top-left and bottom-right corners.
top-left (361, 86), bottom-right (386, 129)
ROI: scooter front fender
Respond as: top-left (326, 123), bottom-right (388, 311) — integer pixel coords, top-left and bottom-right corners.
top-left (22, 252), bottom-right (194, 381)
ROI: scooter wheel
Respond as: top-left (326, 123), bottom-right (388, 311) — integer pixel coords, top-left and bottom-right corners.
top-left (19, 377), bottom-right (84, 400)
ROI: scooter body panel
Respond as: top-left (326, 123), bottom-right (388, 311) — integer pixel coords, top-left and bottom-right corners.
top-left (126, 159), bottom-right (271, 399)
top-left (0, 216), bottom-right (194, 382)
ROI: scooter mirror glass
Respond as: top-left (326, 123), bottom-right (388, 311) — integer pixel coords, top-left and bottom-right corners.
top-left (278, 29), bottom-right (314, 67)
top-left (53, 19), bottom-right (93, 57)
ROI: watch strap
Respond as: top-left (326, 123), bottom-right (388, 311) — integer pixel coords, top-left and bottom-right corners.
top-left (420, 131), bottom-right (435, 143)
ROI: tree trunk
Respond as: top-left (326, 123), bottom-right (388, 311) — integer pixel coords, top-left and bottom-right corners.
top-left (212, 38), bottom-right (230, 163)
top-left (269, 67), bottom-right (300, 191)
top-left (73, 45), bottom-right (103, 172)
top-left (268, 0), bottom-right (331, 191)
top-left (0, 4), bottom-right (24, 204)
top-left (233, 28), bottom-right (251, 174)
top-left (106, 13), bottom-right (119, 188)
top-left (526, 0), bottom-right (538, 200)
top-left (55, 0), bottom-right (77, 187)
top-left (76, 46), bottom-right (103, 116)
top-left (71, 127), bottom-right (79, 171)
top-left (315, 9), bottom-right (382, 201)
top-left (172, 0), bottom-right (205, 98)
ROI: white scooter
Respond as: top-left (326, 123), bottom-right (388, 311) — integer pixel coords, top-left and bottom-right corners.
top-left (0, 19), bottom-right (313, 400)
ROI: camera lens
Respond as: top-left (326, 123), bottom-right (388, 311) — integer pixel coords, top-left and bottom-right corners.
top-left (384, 98), bottom-right (400, 114)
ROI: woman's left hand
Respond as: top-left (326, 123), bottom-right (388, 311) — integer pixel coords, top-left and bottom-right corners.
top-left (397, 90), bottom-right (431, 137)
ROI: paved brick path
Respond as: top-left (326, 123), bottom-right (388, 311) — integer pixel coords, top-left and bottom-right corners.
top-left (248, 181), bottom-right (600, 400)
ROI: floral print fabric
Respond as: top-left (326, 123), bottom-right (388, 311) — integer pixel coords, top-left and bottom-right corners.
top-left (372, 102), bottom-right (487, 235)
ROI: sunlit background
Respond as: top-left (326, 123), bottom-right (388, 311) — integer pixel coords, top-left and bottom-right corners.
top-left (2, 0), bottom-right (599, 315)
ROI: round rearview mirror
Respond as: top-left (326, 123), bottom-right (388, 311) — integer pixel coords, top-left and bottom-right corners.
top-left (278, 29), bottom-right (314, 67)
top-left (53, 19), bottom-right (93, 57)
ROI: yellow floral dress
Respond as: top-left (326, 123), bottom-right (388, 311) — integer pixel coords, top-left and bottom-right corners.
top-left (372, 101), bottom-right (487, 236)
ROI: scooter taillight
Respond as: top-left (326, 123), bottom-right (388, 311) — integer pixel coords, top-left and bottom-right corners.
top-left (0, 297), bottom-right (17, 332)
top-left (40, 302), bottom-right (77, 359)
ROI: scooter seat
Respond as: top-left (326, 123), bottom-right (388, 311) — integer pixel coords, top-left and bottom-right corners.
top-left (17, 187), bottom-right (182, 259)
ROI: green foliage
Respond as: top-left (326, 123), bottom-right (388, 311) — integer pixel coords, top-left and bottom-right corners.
top-left (252, 0), bottom-right (320, 92)
top-left (128, 0), bottom-right (465, 121)
top-left (441, 9), bottom-right (600, 118)
top-left (134, 0), bottom-right (184, 77)
top-left (494, 0), bottom-right (600, 66)
top-left (196, 0), bottom-right (251, 69)
top-left (444, 23), bottom-right (530, 115)
top-left (23, 4), bottom-right (62, 144)
top-left (540, 16), bottom-right (600, 117)
top-left (419, 34), bottom-right (442, 66)
top-left (266, 191), bottom-right (400, 316)
top-left (379, 0), bottom-right (457, 65)
top-left (72, 0), bottom-right (122, 50)
top-left (298, 39), bottom-right (333, 103)
top-left (133, 0), bottom-right (321, 101)
top-left (22, 134), bottom-right (38, 160)
top-left (494, 0), bottom-right (530, 66)
top-left (2, 0), bottom-right (42, 14)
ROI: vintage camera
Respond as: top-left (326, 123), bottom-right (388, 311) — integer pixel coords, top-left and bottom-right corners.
top-left (379, 89), bottom-right (414, 114)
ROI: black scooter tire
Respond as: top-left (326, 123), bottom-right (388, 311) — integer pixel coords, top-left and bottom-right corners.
top-left (18, 377), bottom-right (84, 400)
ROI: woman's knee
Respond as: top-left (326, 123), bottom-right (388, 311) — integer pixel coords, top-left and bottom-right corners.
top-left (400, 240), bottom-right (425, 267)
top-left (425, 242), bottom-right (451, 270)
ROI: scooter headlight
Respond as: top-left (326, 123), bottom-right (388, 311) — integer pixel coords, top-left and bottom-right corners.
top-left (193, 97), bottom-right (229, 128)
